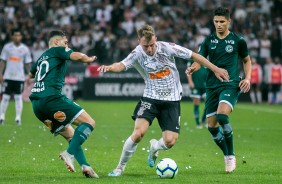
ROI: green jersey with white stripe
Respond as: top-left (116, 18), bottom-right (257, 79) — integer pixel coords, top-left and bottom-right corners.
top-left (29, 46), bottom-right (73, 99)
top-left (198, 32), bottom-right (249, 88)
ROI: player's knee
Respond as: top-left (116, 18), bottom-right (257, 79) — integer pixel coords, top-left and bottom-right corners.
top-left (216, 114), bottom-right (229, 125)
top-left (163, 136), bottom-right (178, 148)
top-left (132, 130), bottom-right (145, 143)
top-left (216, 114), bottom-right (232, 134)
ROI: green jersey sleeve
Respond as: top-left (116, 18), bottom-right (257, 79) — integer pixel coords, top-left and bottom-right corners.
top-left (52, 47), bottom-right (73, 60)
top-left (30, 60), bottom-right (38, 76)
top-left (198, 37), bottom-right (209, 58)
top-left (238, 37), bottom-right (249, 59)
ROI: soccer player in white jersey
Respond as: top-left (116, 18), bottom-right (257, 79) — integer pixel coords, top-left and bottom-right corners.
top-left (0, 29), bottom-right (32, 125)
top-left (98, 24), bottom-right (229, 177)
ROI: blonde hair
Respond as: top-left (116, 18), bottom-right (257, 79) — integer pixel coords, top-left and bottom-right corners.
top-left (137, 24), bottom-right (155, 41)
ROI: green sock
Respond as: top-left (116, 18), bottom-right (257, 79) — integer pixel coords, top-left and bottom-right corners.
top-left (194, 105), bottom-right (200, 125)
top-left (208, 127), bottom-right (228, 155)
top-left (217, 114), bottom-right (234, 155)
top-left (67, 123), bottom-right (93, 166)
top-left (201, 108), bottom-right (206, 123)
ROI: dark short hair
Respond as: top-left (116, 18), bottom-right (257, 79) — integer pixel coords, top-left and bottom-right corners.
top-left (48, 30), bottom-right (66, 41)
top-left (214, 7), bottom-right (230, 19)
top-left (11, 28), bottom-right (22, 36)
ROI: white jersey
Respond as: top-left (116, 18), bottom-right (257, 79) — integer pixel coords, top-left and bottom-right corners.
top-left (121, 41), bottom-right (193, 101)
top-left (0, 42), bottom-right (32, 81)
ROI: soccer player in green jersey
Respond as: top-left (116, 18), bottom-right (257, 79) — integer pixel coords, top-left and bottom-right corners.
top-left (186, 7), bottom-right (252, 173)
top-left (187, 62), bottom-right (207, 129)
top-left (28, 30), bottom-right (99, 178)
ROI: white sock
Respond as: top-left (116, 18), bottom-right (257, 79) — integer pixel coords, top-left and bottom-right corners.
top-left (250, 92), bottom-right (256, 103)
top-left (118, 137), bottom-right (138, 169)
top-left (14, 94), bottom-right (23, 120)
top-left (257, 91), bottom-right (262, 103)
top-left (0, 94), bottom-right (10, 119)
top-left (152, 138), bottom-right (169, 153)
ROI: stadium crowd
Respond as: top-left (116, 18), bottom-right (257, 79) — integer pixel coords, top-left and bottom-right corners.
top-left (0, 0), bottom-right (281, 103)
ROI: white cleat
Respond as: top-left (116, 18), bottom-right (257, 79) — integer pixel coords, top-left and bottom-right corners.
top-left (225, 155), bottom-right (236, 173)
top-left (148, 139), bottom-right (158, 167)
top-left (59, 150), bottom-right (75, 172)
top-left (108, 166), bottom-right (124, 177)
top-left (82, 165), bottom-right (99, 178)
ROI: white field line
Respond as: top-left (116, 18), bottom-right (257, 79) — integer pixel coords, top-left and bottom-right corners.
top-left (237, 104), bottom-right (282, 114)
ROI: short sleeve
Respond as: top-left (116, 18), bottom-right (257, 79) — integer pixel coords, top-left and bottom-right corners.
top-left (238, 38), bottom-right (249, 59)
top-left (121, 50), bottom-right (139, 70)
top-left (0, 45), bottom-right (8, 61)
top-left (53, 47), bottom-right (73, 60)
top-left (198, 37), bottom-right (209, 58)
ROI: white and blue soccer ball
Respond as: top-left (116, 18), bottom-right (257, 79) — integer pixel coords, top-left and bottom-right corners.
top-left (156, 158), bottom-right (178, 179)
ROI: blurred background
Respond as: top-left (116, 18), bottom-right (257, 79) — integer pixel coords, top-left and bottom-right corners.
top-left (0, 0), bottom-right (281, 102)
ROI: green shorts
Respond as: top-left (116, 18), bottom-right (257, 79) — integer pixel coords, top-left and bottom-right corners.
top-left (205, 86), bottom-right (240, 117)
top-left (31, 95), bottom-right (84, 135)
top-left (190, 87), bottom-right (206, 99)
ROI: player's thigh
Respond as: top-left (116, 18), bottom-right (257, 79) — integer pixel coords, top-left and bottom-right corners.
top-left (218, 87), bottom-right (240, 113)
top-left (132, 97), bottom-right (159, 126)
top-left (157, 101), bottom-right (180, 133)
top-left (73, 110), bottom-right (95, 127)
top-left (205, 88), bottom-right (220, 117)
top-left (32, 95), bottom-right (83, 135)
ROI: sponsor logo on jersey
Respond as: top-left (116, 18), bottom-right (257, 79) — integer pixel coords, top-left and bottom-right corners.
top-left (225, 45), bottom-right (233, 53)
top-left (211, 39), bottom-right (218, 43)
top-left (225, 40), bottom-right (235, 44)
top-left (9, 56), bottom-right (20, 62)
top-left (149, 68), bottom-right (170, 79)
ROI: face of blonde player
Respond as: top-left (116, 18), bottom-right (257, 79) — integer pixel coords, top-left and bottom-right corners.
top-left (139, 35), bottom-right (157, 56)
top-left (213, 16), bottom-right (230, 36)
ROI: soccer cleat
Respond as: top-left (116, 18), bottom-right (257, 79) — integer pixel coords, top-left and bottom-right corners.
top-left (0, 119), bottom-right (4, 125)
top-left (224, 155), bottom-right (236, 173)
top-left (108, 166), bottom-right (124, 177)
top-left (59, 150), bottom-right (75, 172)
top-left (15, 119), bottom-right (21, 125)
top-left (196, 124), bottom-right (203, 129)
top-left (148, 139), bottom-right (158, 167)
top-left (82, 165), bottom-right (99, 178)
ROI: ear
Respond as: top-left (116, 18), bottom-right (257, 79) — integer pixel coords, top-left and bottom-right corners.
top-left (54, 39), bottom-right (59, 46)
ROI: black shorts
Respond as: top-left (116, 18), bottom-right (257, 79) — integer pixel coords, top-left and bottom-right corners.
top-left (269, 84), bottom-right (280, 93)
top-left (2, 80), bottom-right (24, 95)
top-left (132, 97), bottom-right (181, 133)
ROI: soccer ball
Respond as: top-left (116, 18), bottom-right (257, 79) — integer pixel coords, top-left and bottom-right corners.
top-left (156, 158), bottom-right (178, 179)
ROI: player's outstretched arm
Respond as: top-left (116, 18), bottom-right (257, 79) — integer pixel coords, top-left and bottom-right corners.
top-left (70, 52), bottom-right (97, 64)
top-left (191, 52), bottom-right (229, 82)
top-left (97, 62), bottom-right (125, 73)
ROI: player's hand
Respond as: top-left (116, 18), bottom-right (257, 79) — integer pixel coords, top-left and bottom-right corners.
top-left (97, 65), bottom-right (110, 73)
top-left (185, 66), bottom-right (196, 76)
top-left (239, 78), bottom-right (250, 93)
top-left (88, 56), bottom-right (97, 63)
top-left (214, 67), bottom-right (229, 82)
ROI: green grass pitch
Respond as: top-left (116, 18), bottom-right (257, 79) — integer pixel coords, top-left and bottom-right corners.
top-left (0, 101), bottom-right (281, 184)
